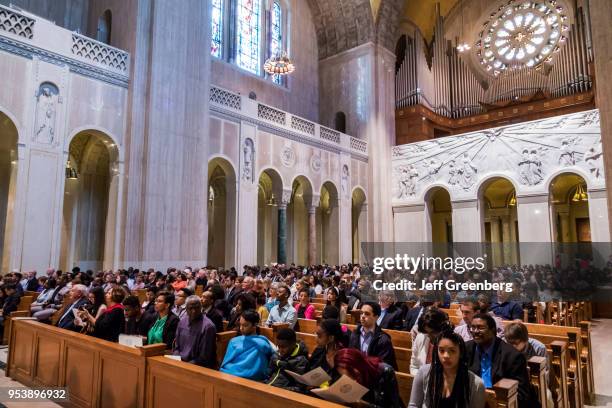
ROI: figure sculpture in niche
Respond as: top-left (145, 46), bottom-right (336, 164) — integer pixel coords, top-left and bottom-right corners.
top-left (341, 164), bottom-right (349, 196)
top-left (242, 138), bottom-right (254, 182)
top-left (34, 83), bottom-right (59, 145)
top-left (458, 153), bottom-right (478, 190)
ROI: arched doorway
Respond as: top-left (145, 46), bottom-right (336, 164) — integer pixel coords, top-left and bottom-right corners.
top-left (549, 173), bottom-right (591, 243)
top-left (207, 157), bottom-right (237, 268)
top-left (0, 112), bottom-right (18, 271)
top-left (479, 178), bottom-right (519, 266)
top-left (318, 181), bottom-right (339, 265)
top-left (351, 187), bottom-right (367, 263)
top-left (287, 176), bottom-right (313, 265)
top-left (60, 130), bottom-right (120, 271)
top-left (96, 10), bottom-right (112, 45)
top-left (257, 169), bottom-right (283, 265)
top-left (425, 187), bottom-right (452, 243)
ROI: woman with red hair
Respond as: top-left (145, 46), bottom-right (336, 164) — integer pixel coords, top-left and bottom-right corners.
top-left (333, 348), bottom-right (404, 408)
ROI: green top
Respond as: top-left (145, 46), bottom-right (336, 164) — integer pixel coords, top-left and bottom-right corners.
top-left (147, 315), bottom-right (167, 345)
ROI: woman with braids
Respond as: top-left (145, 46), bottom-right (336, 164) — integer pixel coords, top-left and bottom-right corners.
top-left (408, 329), bottom-right (485, 408)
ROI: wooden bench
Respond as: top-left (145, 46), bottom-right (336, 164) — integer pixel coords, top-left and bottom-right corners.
top-left (7, 319), bottom-right (166, 408)
top-left (146, 355), bottom-right (344, 408)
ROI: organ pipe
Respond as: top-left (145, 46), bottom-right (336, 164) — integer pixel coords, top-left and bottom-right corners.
top-left (395, 7), bottom-right (592, 117)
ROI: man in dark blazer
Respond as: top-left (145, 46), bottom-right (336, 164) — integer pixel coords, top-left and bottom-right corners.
top-left (56, 284), bottom-right (90, 331)
top-left (466, 313), bottom-right (539, 408)
top-left (377, 291), bottom-right (404, 330)
top-left (201, 290), bottom-right (224, 334)
top-left (348, 302), bottom-right (397, 370)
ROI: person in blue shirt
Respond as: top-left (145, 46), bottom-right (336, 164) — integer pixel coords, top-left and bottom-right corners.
top-left (220, 309), bottom-right (274, 381)
top-left (465, 314), bottom-right (539, 408)
top-left (490, 290), bottom-right (524, 321)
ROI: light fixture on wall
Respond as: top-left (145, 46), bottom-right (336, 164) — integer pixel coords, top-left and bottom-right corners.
top-left (508, 192), bottom-right (517, 207)
top-left (456, 0), bottom-right (471, 53)
top-left (267, 193), bottom-right (278, 207)
top-left (572, 184), bottom-right (588, 202)
top-left (264, 51), bottom-right (295, 76)
top-left (65, 160), bottom-right (78, 180)
top-left (208, 186), bottom-right (215, 204)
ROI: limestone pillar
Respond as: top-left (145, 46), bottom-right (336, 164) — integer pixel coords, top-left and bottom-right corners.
top-left (308, 205), bottom-right (317, 265)
top-left (517, 194), bottom-right (553, 264)
top-left (558, 208), bottom-right (571, 243)
top-left (589, 0), bottom-right (612, 238)
top-left (501, 214), bottom-right (513, 264)
top-left (588, 189), bottom-right (611, 242)
top-left (451, 200), bottom-right (482, 242)
top-left (277, 190), bottom-right (291, 264)
top-left (490, 216), bottom-right (503, 266)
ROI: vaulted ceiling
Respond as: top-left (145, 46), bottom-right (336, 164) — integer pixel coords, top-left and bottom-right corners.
top-left (307, 0), bottom-right (460, 59)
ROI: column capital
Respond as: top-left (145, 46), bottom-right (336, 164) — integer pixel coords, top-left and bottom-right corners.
top-left (308, 205), bottom-right (317, 214)
top-left (280, 189), bottom-right (292, 207)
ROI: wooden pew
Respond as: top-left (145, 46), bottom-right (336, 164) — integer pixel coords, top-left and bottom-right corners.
top-left (1, 295), bottom-right (34, 345)
top-left (24, 291), bottom-right (40, 301)
top-left (297, 332), bottom-right (317, 356)
top-left (7, 319), bottom-right (166, 408)
top-left (485, 379), bottom-right (519, 408)
top-left (146, 355), bottom-right (345, 408)
top-left (395, 346), bottom-right (411, 373)
top-left (529, 333), bottom-right (574, 408)
top-left (216, 330), bottom-right (238, 367)
top-left (136, 289), bottom-right (147, 305)
top-left (397, 371), bottom-right (413, 406)
top-left (297, 318), bottom-right (317, 334)
top-left (528, 356), bottom-right (548, 408)
top-left (195, 285), bottom-right (204, 297)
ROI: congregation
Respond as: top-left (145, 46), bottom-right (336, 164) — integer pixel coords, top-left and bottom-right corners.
top-left (0, 261), bottom-right (596, 407)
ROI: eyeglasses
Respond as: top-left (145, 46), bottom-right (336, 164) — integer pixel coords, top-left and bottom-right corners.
top-left (469, 326), bottom-right (488, 333)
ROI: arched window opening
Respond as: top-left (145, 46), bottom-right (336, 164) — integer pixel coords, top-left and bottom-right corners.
top-left (236, 0), bottom-right (262, 74)
top-left (211, 0), bottom-right (224, 58)
top-left (96, 10), bottom-right (112, 45)
top-left (334, 112), bottom-right (346, 133)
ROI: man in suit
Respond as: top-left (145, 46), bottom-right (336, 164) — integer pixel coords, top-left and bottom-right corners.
top-left (56, 284), bottom-right (90, 331)
top-left (0, 283), bottom-right (22, 336)
top-left (376, 291), bottom-right (403, 330)
top-left (224, 273), bottom-right (242, 306)
top-left (348, 301), bottom-right (397, 369)
top-left (201, 290), bottom-right (224, 334)
top-left (466, 313), bottom-right (539, 408)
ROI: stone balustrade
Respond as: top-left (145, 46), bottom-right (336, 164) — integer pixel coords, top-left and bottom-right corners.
top-left (0, 4), bottom-right (130, 87)
top-left (209, 84), bottom-right (368, 158)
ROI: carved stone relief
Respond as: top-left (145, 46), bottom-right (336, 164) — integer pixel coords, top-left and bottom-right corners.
top-left (341, 164), bottom-right (349, 197)
top-left (281, 145), bottom-right (296, 167)
top-left (310, 153), bottom-right (322, 173)
top-left (392, 109), bottom-right (604, 202)
top-left (241, 138), bottom-right (254, 183)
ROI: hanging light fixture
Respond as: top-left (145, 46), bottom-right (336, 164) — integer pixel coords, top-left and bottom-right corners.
top-left (208, 186), bottom-right (215, 204)
top-left (572, 184), bottom-right (588, 202)
top-left (457, 0), bottom-right (471, 53)
top-left (65, 160), bottom-right (78, 180)
top-left (264, 51), bottom-right (295, 76)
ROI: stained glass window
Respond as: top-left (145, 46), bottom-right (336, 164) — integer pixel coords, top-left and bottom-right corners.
top-left (270, 2), bottom-right (282, 84)
top-left (236, 0), bottom-right (262, 74)
top-left (211, 0), bottom-right (223, 58)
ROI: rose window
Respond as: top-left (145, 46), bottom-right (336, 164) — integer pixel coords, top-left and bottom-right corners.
top-left (475, 1), bottom-right (569, 76)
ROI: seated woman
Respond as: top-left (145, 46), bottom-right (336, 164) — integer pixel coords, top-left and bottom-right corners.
top-left (410, 308), bottom-right (451, 375)
top-left (307, 319), bottom-right (347, 384)
top-left (323, 287), bottom-right (347, 323)
top-left (147, 291), bottom-right (179, 349)
top-left (227, 292), bottom-right (256, 331)
top-left (255, 293), bottom-right (269, 323)
top-left (220, 310), bottom-right (274, 381)
top-left (77, 286), bottom-right (107, 333)
top-left (30, 278), bottom-right (56, 313)
top-left (409, 329), bottom-right (485, 408)
top-left (78, 288), bottom-right (125, 342)
top-left (334, 348), bottom-right (404, 408)
top-left (294, 288), bottom-right (316, 320)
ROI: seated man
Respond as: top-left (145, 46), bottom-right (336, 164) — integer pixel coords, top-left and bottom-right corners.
top-left (201, 290), bottom-right (224, 334)
top-left (504, 321), bottom-right (549, 381)
top-left (265, 328), bottom-right (309, 392)
top-left (266, 285), bottom-right (297, 329)
top-left (466, 313), bottom-right (540, 408)
top-left (123, 295), bottom-right (156, 337)
top-left (56, 284), bottom-right (90, 332)
top-left (173, 296), bottom-right (217, 368)
top-left (376, 291), bottom-right (403, 330)
top-left (490, 290), bottom-right (524, 321)
top-left (172, 287), bottom-right (192, 320)
top-left (348, 301), bottom-right (397, 370)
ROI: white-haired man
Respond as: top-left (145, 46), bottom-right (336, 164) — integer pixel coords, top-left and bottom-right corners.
top-left (56, 284), bottom-right (90, 331)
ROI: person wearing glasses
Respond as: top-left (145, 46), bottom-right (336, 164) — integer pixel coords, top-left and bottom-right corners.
top-left (465, 314), bottom-right (539, 408)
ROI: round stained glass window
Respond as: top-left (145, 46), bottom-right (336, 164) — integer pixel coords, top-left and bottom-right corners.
top-left (475, 1), bottom-right (569, 76)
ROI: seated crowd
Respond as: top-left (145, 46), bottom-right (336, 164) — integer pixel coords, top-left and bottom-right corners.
top-left (0, 261), bottom-right (590, 407)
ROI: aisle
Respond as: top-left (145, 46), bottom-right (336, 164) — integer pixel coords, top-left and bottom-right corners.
top-left (588, 318), bottom-right (612, 407)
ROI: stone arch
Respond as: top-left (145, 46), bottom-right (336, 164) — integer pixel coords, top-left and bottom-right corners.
top-left (287, 175), bottom-right (315, 264)
top-left (351, 186), bottom-right (367, 263)
top-left (318, 180), bottom-right (340, 265)
top-left (0, 110), bottom-right (19, 271)
top-left (423, 186), bottom-right (452, 244)
top-left (60, 129), bottom-right (122, 271)
top-left (97, 9), bottom-right (112, 44)
top-left (548, 171), bottom-right (592, 244)
top-left (257, 168), bottom-right (285, 265)
top-left (208, 156), bottom-right (238, 268)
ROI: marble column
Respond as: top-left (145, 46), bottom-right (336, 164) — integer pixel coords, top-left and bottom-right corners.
top-left (558, 210), bottom-right (571, 243)
top-left (501, 214), bottom-right (513, 264)
top-left (308, 205), bottom-right (317, 265)
top-left (589, 0), bottom-right (612, 237)
top-left (490, 216), bottom-right (503, 266)
top-left (588, 189), bottom-right (611, 242)
top-left (277, 203), bottom-right (287, 265)
top-left (451, 199), bottom-right (483, 242)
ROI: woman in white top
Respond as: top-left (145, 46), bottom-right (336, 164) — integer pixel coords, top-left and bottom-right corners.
top-left (409, 329), bottom-right (485, 408)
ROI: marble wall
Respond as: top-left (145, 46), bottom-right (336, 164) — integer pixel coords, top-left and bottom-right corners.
top-left (0, 0), bottom-right (89, 32)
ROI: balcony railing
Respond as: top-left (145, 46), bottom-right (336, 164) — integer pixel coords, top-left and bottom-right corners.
top-left (209, 84), bottom-right (368, 158)
top-left (0, 4), bottom-right (130, 85)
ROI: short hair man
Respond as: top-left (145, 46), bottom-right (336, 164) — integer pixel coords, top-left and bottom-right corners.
top-left (265, 328), bottom-right (309, 392)
top-left (56, 284), bottom-right (90, 331)
top-left (348, 301), bottom-right (397, 370)
top-left (123, 295), bottom-right (156, 337)
top-left (172, 296), bottom-right (217, 368)
top-left (266, 285), bottom-right (297, 329)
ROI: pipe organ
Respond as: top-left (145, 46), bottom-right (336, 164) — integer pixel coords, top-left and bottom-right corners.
top-left (395, 4), bottom-right (593, 120)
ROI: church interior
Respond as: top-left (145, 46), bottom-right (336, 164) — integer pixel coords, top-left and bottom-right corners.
top-left (0, 0), bottom-right (612, 406)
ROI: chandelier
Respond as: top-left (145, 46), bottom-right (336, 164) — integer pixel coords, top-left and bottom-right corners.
top-left (264, 52), bottom-right (295, 76)
top-left (571, 184), bottom-right (587, 202)
top-left (475, 0), bottom-right (569, 76)
top-left (65, 160), bottom-right (78, 180)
